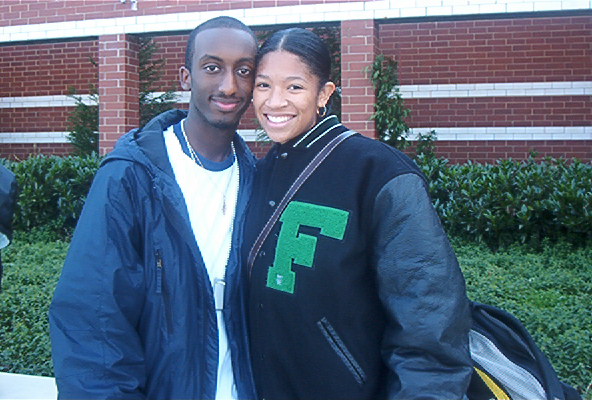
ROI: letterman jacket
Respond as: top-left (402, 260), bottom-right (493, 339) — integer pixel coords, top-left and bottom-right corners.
top-left (49, 109), bottom-right (257, 399)
top-left (245, 115), bottom-right (472, 400)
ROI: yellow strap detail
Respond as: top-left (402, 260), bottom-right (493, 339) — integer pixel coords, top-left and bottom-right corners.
top-left (474, 367), bottom-right (511, 400)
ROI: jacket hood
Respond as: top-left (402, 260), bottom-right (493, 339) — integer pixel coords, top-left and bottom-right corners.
top-left (102, 109), bottom-right (256, 178)
top-left (102, 109), bottom-right (187, 177)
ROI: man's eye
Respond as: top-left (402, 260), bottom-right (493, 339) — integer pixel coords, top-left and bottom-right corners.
top-left (237, 67), bottom-right (252, 76)
top-left (255, 82), bottom-right (270, 88)
top-left (289, 84), bottom-right (303, 90)
top-left (204, 65), bottom-right (220, 72)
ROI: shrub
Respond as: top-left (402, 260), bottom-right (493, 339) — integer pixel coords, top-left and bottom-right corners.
top-left (368, 54), bottom-right (411, 150)
top-left (456, 239), bottom-right (592, 396)
top-left (66, 36), bottom-right (177, 155)
top-left (7, 155), bottom-right (101, 239)
top-left (418, 157), bottom-right (592, 248)
top-left (138, 36), bottom-right (178, 127)
top-left (0, 239), bottom-right (69, 376)
top-left (6, 152), bottom-right (591, 248)
top-left (1, 238), bottom-right (589, 399)
top-left (66, 87), bottom-right (99, 156)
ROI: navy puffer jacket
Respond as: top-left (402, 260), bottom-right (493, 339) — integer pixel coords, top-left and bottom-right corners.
top-left (49, 110), bottom-right (257, 399)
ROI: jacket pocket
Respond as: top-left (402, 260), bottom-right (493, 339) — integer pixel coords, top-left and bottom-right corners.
top-left (155, 250), bottom-right (173, 333)
top-left (317, 317), bottom-right (366, 385)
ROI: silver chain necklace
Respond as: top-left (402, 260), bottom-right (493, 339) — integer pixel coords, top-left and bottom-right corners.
top-left (180, 120), bottom-right (239, 215)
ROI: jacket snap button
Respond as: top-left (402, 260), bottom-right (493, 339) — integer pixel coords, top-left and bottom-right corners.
top-left (280, 152), bottom-right (288, 159)
top-left (268, 200), bottom-right (276, 207)
top-left (259, 251), bottom-right (265, 258)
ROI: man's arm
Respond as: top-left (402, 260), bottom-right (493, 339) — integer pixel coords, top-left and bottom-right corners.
top-left (372, 173), bottom-right (473, 399)
top-left (49, 162), bottom-right (148, 399)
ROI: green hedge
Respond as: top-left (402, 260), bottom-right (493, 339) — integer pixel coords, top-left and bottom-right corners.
top-left (5, 154), bottom-right (590, 246)
top-left (0, 239), bottom-right (68, 375)
top-left (455, 239), bottom-right (592, 396)
top-left (418, 155), bottom-right (592, 248)
top-left (5, 154), bottom-right (101, 239)
top-left (1, 238), bottom-right (590, 399)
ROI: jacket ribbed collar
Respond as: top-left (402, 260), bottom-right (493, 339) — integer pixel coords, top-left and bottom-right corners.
top-left (276, 115), bottom-right (346, 151)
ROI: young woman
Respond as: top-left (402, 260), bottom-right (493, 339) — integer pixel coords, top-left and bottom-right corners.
top-left (244, 28), bottom-right (473, 400)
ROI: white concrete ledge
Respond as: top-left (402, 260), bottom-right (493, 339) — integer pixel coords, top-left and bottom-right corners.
top-left (408, 126), bottom-right (592, 140)
top-left (2, 81), bottom-right (590, 109)
top-left (1, 0), bottom-right (590, 43)
top-left (0, 130), bottom-right (261, 144)
top-left (399, 81), bottom-right (592, 99)
top-left (0, 372), bottom-right (57, 400)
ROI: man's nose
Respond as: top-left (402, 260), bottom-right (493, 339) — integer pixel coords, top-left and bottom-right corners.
top-left (220, 70), bottom-right (238, 95)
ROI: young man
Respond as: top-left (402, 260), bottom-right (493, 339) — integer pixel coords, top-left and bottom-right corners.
top-left (49, 17), bottom-right (258, 400)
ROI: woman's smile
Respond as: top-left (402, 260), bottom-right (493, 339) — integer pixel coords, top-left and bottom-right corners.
top-left (265, 114), bottom-right (294, 124)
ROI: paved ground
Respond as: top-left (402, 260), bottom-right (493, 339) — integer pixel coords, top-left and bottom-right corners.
top-left (0, 372), bottom-right (56, 399)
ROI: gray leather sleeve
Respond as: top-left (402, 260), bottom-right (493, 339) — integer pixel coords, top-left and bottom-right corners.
top-left (372, 173), bottom-right (473, 399)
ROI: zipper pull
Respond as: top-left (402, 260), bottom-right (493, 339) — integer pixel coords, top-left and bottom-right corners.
top-left (156, 251), bottom-right (163, 294)
top-left (214, 278), bottom-right (225, 311)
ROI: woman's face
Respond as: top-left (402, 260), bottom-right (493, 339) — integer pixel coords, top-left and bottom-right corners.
top-left (253, 50), bottom-right (335, 144)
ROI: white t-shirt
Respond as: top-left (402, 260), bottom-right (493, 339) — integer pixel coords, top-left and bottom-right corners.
top-left (164, 122), bottom-right (239, 400)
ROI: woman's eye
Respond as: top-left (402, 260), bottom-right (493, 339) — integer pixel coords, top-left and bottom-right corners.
top-left (255, 82), bottom-right (270, 88)
top-left (289, 84), bottom-right (303, 90)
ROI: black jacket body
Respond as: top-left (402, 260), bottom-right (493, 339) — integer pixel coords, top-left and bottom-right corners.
top-left (244, 116), bottom-right (473, 400)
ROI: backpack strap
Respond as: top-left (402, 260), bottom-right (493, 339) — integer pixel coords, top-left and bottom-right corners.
top-left (247, 130), bottom-right (356, 276)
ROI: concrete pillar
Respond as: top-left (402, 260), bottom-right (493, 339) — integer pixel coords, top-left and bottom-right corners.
top-left (340, 19), bottom-right (379, 138)
top-left (98, 34), bottom-right (139, 155)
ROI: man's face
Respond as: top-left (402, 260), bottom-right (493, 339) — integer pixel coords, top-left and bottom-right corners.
top-left (180, 27), bottom-right (257, 131)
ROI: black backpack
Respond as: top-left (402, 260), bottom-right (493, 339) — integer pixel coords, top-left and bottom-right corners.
top-left (467, 301), bottom-right (581, 400)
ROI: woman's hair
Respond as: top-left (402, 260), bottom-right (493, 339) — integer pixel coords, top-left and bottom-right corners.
top-left (256, 28), bottom-right (332, 88)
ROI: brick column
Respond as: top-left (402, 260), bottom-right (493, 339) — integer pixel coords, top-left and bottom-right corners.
top-left (340, 19), bottom-right (379, 138)
top-left (98, 34), bottom-right (139, 156)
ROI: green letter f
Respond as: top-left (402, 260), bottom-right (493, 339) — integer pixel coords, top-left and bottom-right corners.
top-left (266, 201), bottom-right (349, 294)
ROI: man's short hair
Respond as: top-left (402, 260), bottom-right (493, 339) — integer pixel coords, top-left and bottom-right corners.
top-left (185, 16), bottom-right (257, 71)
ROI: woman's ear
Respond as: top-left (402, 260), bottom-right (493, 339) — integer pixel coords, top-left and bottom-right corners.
top-left (317, 81), bottom-right (336, 108)
top-left (179, 66), bottom-right (191, 91)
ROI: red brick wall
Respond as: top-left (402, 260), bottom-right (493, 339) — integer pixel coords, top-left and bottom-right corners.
top-left (2, 139), bottom-right (587, 163)
top-left (406, 96), bottom-right (592, 129)
top-left (247, 141), bottom-right (273, 159)
top-left (1, 39), bottom-right (97, 158)
top-left (341, 19), bottom-right (378, 138)
top-left (380, 15), bottom-right (592, 129)
top-left (0, 142), bottom-right (74, 161)
top-left (98, 34), bottom-right (139, 155)
top-left (0, 0), bottom-right (340, 27)
top-left (2, 11), bottom-right (590, 162)
top-left (150, 35), bottom-right (185, 91)
top-left (380, 15), bottom-right (592, 85)
top-left (379, 15), bottom-right (592, 162)
top-left (424, 140), bottom-right (592, 164)
top-left (0, 40), bottom-right (98, 97)
top-left (0, 107), bottom-right (71, 133)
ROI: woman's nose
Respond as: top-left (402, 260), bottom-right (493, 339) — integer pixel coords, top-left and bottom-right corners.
top-left (266, 87), bottom-right (287, 108)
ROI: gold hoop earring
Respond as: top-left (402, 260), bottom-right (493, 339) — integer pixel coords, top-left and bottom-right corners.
top-left (318, 106), bottom-right (327, 118)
